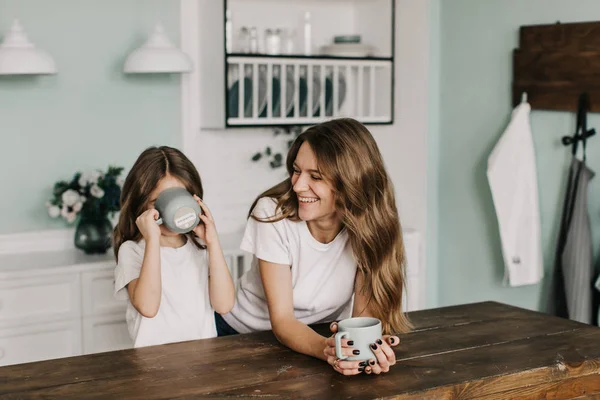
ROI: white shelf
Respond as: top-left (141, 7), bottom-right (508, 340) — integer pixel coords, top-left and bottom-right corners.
top-left (222, 0), bottom-right (395, 127)
top-left (226, 55), bottom-right (392, 126)
top-left (227, 116), bottom-right (391, 125)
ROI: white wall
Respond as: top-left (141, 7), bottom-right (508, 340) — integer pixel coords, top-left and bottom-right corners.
top-left (183, 0), bottom-right (430, 275)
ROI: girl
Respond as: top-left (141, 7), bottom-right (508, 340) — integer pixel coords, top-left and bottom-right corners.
top-left (113, 146), bottom-right (235, 348)
top-left (218, 118), bottom-right (411, 375)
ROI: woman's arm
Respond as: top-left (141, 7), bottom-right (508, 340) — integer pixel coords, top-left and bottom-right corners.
top-left (260, 259), bottom-right (328, 360)
top-left (206, 239), bottom-right (235, 314)
top-left (260, 259), bottom-right (363, 376)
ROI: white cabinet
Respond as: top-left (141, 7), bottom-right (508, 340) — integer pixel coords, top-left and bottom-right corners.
top-left (0, 232), bottom-right (248, 367)
top-left (81, 269), bottom-right (126, 317)
top-left (82, 314), bottom-right (131, 354)
top-left (0, 320), bottom-right (82, 366)
top-left (403, 230), bottom-right (424, 312)
top-left (0, 274), bottom-right (80, 327)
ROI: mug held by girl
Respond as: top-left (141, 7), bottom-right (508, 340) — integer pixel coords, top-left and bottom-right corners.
top-left (154, 187), bottom-right (202, 234)
top-left (335, 317), bottom-right (382, 361)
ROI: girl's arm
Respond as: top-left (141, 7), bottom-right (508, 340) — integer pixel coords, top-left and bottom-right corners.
top-left (127, 209), bottom-right (163, 318)
top-left (206, 239), bottom-right (235, 314)
top-left (192, 196), bottom-right (235, 314)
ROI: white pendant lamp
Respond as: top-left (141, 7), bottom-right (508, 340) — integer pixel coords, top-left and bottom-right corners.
top-left (124, 22), bottom-right (192, 73)
top-left (0, 19), bottom-right (57, 75)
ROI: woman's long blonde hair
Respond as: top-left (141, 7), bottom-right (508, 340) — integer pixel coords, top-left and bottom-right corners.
top-left (113, 146), bottom-right (205, 261)
top-left (249, 118), bottom-right (412, 335)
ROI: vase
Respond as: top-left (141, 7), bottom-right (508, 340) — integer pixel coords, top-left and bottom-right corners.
top-left (74, 213), bottom-right (113, 254)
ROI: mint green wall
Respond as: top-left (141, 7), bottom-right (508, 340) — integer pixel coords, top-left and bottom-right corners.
top-left (0, 0), bottom-right (181, 234)
top-left (426, 0), bottom-right (440, 308)
top-left (438, 0), bottom-right (600, 311)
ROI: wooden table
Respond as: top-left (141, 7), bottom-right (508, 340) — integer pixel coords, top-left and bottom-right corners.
top-left (2, 301), bottom-right (600, 399)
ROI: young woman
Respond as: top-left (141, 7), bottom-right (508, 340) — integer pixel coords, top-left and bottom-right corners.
top-left (218, 118), bottom-right (412, 375)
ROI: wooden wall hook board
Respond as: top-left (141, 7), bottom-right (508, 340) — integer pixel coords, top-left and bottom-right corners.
top-left (512, 20), bottom-right (600, 112)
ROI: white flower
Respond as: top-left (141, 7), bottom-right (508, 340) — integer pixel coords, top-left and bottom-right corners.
top-left (61, 205), bottom-right (77, 224)
top-left (47, 205), bottom-right (61, 218)
top-left (72, 202), bottom-right (83, 213)
top-left (61, 189), bottom-right (80, 207)
top-left (79, 195), bottom-right (87, 203)
top-left (90, 184), bottom-right (105, 198)
top-left (78, 170), bottom-right (103, 187)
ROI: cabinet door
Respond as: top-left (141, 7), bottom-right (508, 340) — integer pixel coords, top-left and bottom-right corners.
top-left (0, 273), bottom-right (80, 328)
top-left (82, 314), bottom-right (132, 355)
top-left (81, 269), bottom-right (126, 317)
top-left (0, 320), bottom-right (82, 367)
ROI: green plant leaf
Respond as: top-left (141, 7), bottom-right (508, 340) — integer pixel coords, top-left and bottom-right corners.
top-left (274, 153), bottom-right (282, 162)
top-left (287, 140), bottom-right (294, 149)
top-left (251, 153), bottom-right (262, 161)
top-left (265, 147), bottom-right (271, 156)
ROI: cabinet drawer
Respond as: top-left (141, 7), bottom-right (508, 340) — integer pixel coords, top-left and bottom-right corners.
top-left (0, 274), bottom-right (80, 327)
top-left (81, 269), bottom-right (126, 317)
top-left (82, 314), bottom-right (132, 354)
top-left (0, 320), bottom-right (82, 367)
top-left (403, 231), bottom-right (421, 278)
top-left (404, 276), bottom-right (423, 312)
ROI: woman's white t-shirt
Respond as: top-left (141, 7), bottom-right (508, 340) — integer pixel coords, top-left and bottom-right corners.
top-left (114, 238), bottom-right (217, 347)
top-left (222, 197), bottom-right (357, 333)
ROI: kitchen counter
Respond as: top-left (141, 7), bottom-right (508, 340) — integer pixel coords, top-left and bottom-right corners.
top-left (2, 301), bottom-right (600, 399)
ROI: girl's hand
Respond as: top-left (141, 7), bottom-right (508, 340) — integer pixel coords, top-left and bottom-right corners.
top-left (362, 335), bottom-right (400, 375)
top-left (323, 321), bottom-right (366, 375)
top-left (136, 209), bottom-right (161, 242)
top-left (192, 195), bottom-right (218, 245)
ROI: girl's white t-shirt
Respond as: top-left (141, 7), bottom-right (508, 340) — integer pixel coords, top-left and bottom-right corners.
top-left (114, 238), bottom-right (217, 348)
top-left (222, 197), bottom-right (357, 333)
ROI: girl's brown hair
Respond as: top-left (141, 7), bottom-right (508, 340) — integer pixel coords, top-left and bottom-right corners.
top-left (249, 118), bottom-right (412, 335)
top-left (113, 146), bottom-right (205, 260)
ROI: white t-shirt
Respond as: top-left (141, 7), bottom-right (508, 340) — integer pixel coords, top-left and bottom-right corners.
top-left (114, 238), bottom-right (217, 348)
top-left (222, 197), bottom-right (357, 333)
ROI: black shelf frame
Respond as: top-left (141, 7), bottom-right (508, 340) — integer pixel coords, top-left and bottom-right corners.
top-left (222, 0), bottom-right (396, 128)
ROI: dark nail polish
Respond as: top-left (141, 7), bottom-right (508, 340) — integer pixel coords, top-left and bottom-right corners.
top-left (347, 340), bottom-right (354, 346)
top-left (358, 367), bottom-right (364, 372)
top-left (390, 337), bottom-right (395, 344)
top-left (376, 339), bottom-right (383, 345)
top-left (370, 343), bottom-right (378, 350)
top-left (353, 350), bottom-right (360, 355)
top-left (359, 361), bottom-right (367, 367)
top-left (370, 360), bottom-right (376, 365)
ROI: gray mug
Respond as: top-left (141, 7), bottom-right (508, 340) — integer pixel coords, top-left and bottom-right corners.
top-left (154, 187), bottom-right (201, 234)
top-left (335, 317), bottom-right (382, 361)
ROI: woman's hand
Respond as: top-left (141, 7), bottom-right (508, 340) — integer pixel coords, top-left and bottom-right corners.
top-left (325, 321), bottom-right (400, 375)
top-left (192, 195), bottom-right (219, 245)
top-left (324, 322), bottom-right (368, 375)
top-left (136, 209), bottom-right (161, 242)
top-left (362, 335), bottom-right (400, 375)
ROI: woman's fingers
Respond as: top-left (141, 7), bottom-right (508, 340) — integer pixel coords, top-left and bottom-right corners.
top-left (378, 338), bottom-right (397, 365)
top-left (383, 334), bottom-right (400, 347)
top-left (370, 340), bottom-right (391, 372)
top-left (329, 321), bottom-right (338, 334)
top-left (368, 358), bottom-right (382, 374)
top-left (324, 336), bottom-right (354, 349)
top-left (326, 356), bottom-right (364, 375)
top-left (323, 346), bottom-right (361, 358)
